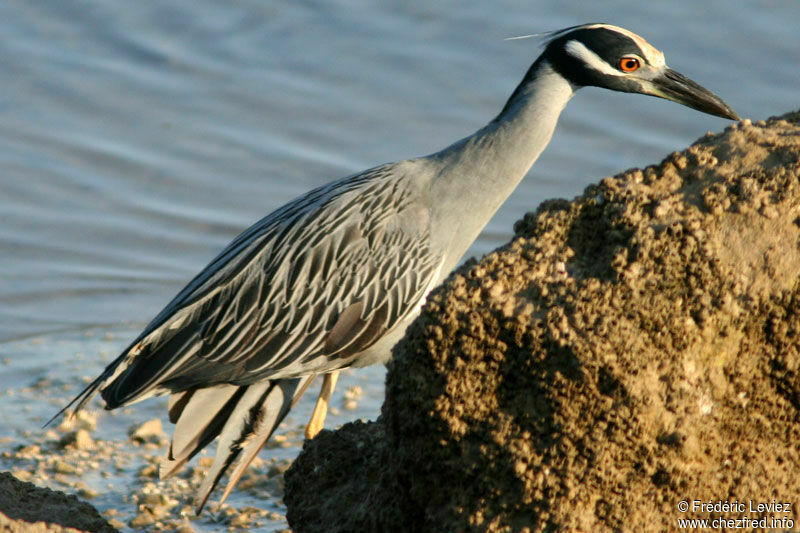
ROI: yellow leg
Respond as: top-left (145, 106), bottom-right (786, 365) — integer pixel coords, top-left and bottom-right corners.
top-left (305, 371), bottom-right (339, 439)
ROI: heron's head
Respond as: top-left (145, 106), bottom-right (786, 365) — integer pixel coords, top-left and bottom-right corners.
top-left (542, 23), bottom-right (740, 120)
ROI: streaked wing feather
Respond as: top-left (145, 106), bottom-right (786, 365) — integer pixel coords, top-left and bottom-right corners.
top-left (98, 162), bottom-right (441, 407)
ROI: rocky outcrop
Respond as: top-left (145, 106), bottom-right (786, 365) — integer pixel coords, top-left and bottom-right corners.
top-left (0, 472), bottom-right (116, 532)
top-left (285, 111), bottom-right (800, 532)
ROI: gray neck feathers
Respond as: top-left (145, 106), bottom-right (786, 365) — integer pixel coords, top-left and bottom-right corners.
top-left (427, 60), bottom-right (576, 272)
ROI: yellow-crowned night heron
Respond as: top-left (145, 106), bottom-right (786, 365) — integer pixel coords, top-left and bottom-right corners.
top-left (55, 23), bottom-right (739, 511)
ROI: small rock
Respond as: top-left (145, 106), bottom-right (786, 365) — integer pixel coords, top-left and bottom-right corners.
top-left (267, 461), bottom-right (291, 477)
top-left (11, 469), bottom-right (32, 482)
top-left (108, 518), bottom-right (126, 530)
top-left (31, 377), bottom-right (53, 389)
top-left (15, 444), bottom-right (41, 459)
top-left (141, 492), bottom-right (167, 506)
top-left (230, 512), bottom-right (252, 528)
top-left (179, 505), bottom-right (194, 517)
top-left (342, 385), bottom-right (363, 411)
top-left (130, 511), bottom-right (156, 528)
top-left (60, 429), bottom-right (94, 450)
top-left (139, 463), bottom-right (159, 478)
top-left (53, 459), bottom-right (79, 475)
top-left (79, 487), bottom-right (99, 499)
top-left (58, 409), bottom-right (98, 432)
top-left (129, 418), bottom-right (165, 443)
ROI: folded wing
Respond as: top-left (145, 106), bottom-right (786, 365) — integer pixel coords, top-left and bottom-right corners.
top-left (61, 161), bottom-right (441, 418)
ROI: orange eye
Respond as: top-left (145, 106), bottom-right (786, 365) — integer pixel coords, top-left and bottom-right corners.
top-left (619, 57), bottom-right (640, 72)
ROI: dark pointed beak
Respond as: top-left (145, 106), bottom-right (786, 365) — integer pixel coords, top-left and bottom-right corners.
top-left (650, 68), bottom-right (740, 121)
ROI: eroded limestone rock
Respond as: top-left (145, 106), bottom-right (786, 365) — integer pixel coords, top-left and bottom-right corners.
top-left (286, 111), bottom-right (800, 532)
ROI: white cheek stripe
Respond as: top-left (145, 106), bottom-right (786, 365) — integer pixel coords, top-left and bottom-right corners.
top-left (565, 40), bottom-right (624, 76)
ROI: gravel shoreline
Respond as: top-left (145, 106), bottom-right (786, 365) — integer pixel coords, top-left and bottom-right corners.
top-left (0, 328), bottom-right (378, 532)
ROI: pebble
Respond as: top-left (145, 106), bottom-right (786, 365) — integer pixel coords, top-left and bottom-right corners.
top-left (11, 469), bottom-right (32, 482)
top-left (343, 385), bottom-right (363, 411)
top-left (79, 487), bottom-right (99, 499)
top-left (57, 410), bottom-right (98, 432)
top-left (267, 460), bottom-right (292, 478)
top-left (108, 518), bottom-right (126, 530)
top-left (16, 444), bottom-right (41, 459)
top-left (139, 463), bottom-right (159, 478)
top-left (141, 492), bottom-right (168, 506)
top-left (31, 377), bottom-right (54, 390)
top-left (129, 418), bottom-right (165, 443)
top-left (130, 511), bottom-right (156, 527)
top-left (59, 429), bottom-right (94, 450)
top-left (53, 460), bottom-right (78, 475)
top-left (230, 512), bottom-right (252, 528)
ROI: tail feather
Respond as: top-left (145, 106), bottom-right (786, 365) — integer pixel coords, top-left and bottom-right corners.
top-left (193, 382), bottom-right (276, 512)
top-left (193, 375), bottom-right (315, 513)
top-left (167, 389), bottom-right (195, 423)
top-left (217, 375), bottom-right (315, 506)
top-left (170, 385), bottom-right (245, 462)
top-left (160, 384), bottom-right (246, 479)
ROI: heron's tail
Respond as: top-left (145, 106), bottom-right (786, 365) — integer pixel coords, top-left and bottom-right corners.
top-left (159, 376), bottom-right (315, 513)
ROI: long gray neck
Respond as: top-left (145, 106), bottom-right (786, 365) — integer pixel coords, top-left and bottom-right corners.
top-left (427, 59), bottom-right (576, 274)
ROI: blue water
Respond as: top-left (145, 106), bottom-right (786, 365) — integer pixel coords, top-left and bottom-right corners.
top-left (0, 1), bottom-right (798, 530)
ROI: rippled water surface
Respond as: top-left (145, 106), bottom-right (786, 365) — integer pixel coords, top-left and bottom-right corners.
top-left (1, 1), bottom-right (798, 530)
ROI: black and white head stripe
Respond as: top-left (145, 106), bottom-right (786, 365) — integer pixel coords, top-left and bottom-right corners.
top-left (542, 23), bottom-right (666, 87)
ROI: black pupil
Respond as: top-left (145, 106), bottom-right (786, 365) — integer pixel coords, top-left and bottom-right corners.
top-left (624, 59), bottom-right (637, 69)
